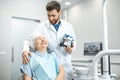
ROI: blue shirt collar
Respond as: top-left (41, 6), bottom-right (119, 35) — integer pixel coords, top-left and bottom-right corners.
top-left (53, 21), bottom-right (61, 31)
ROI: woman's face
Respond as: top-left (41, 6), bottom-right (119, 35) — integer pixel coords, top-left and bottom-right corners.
top-left (34, 35), bottom-right (48, 50)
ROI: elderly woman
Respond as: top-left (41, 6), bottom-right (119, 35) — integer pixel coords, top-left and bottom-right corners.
top-left (20, 33), bottom-right (64, 80)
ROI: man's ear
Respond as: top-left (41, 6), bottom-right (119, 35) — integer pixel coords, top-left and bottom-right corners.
top-left (59, 10), bottom-right (62, 15)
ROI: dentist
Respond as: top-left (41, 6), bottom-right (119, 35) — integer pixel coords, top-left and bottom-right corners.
top-left (22, 1), bottom-right (76, 80)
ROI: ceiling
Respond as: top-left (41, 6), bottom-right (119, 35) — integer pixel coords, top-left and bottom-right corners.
top-left (49, 0), bottom-right (82, 10)
top-left (60, 0), bottom-right (82, 10)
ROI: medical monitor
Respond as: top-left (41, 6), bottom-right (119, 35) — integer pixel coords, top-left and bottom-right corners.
top-left (84, 42), bottom-right (102, 56)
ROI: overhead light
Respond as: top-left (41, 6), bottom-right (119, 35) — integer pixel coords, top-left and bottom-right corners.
top-left (56, 0), bottom-right (62, 2)
top-left (65, 2), bottom-right (71, 5)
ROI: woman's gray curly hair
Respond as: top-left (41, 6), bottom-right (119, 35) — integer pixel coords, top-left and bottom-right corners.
top-left (30, 32), bottom-right (42, 51)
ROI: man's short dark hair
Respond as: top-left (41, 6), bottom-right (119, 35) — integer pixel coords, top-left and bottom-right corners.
top-left (46, 1), bottom-right (61, 12)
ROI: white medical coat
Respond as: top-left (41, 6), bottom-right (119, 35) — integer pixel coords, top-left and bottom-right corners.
top-left (23, 19), bottom-right (76, 80)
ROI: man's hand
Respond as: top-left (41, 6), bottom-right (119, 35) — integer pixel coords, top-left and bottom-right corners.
top-left (64, 44), bottom-right (74, 54)
top-left (22, 51), bottom-right (32, 64)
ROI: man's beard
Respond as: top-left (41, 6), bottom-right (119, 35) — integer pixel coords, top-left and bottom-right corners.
top-left (49, 17), bottom-right (59, 25)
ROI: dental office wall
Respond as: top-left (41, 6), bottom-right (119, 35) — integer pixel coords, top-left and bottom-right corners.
top-left (65, 0), bottom-right (120, 78)
top-left (0, 1), bottom-right (12, 80)
top-left (0, 0), bottom-right (48, 80)
top-left (66, 0), bottom-right (103, 60)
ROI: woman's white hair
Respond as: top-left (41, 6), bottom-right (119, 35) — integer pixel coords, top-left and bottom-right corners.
top-left (30, 32), bottom-right (42, 50)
